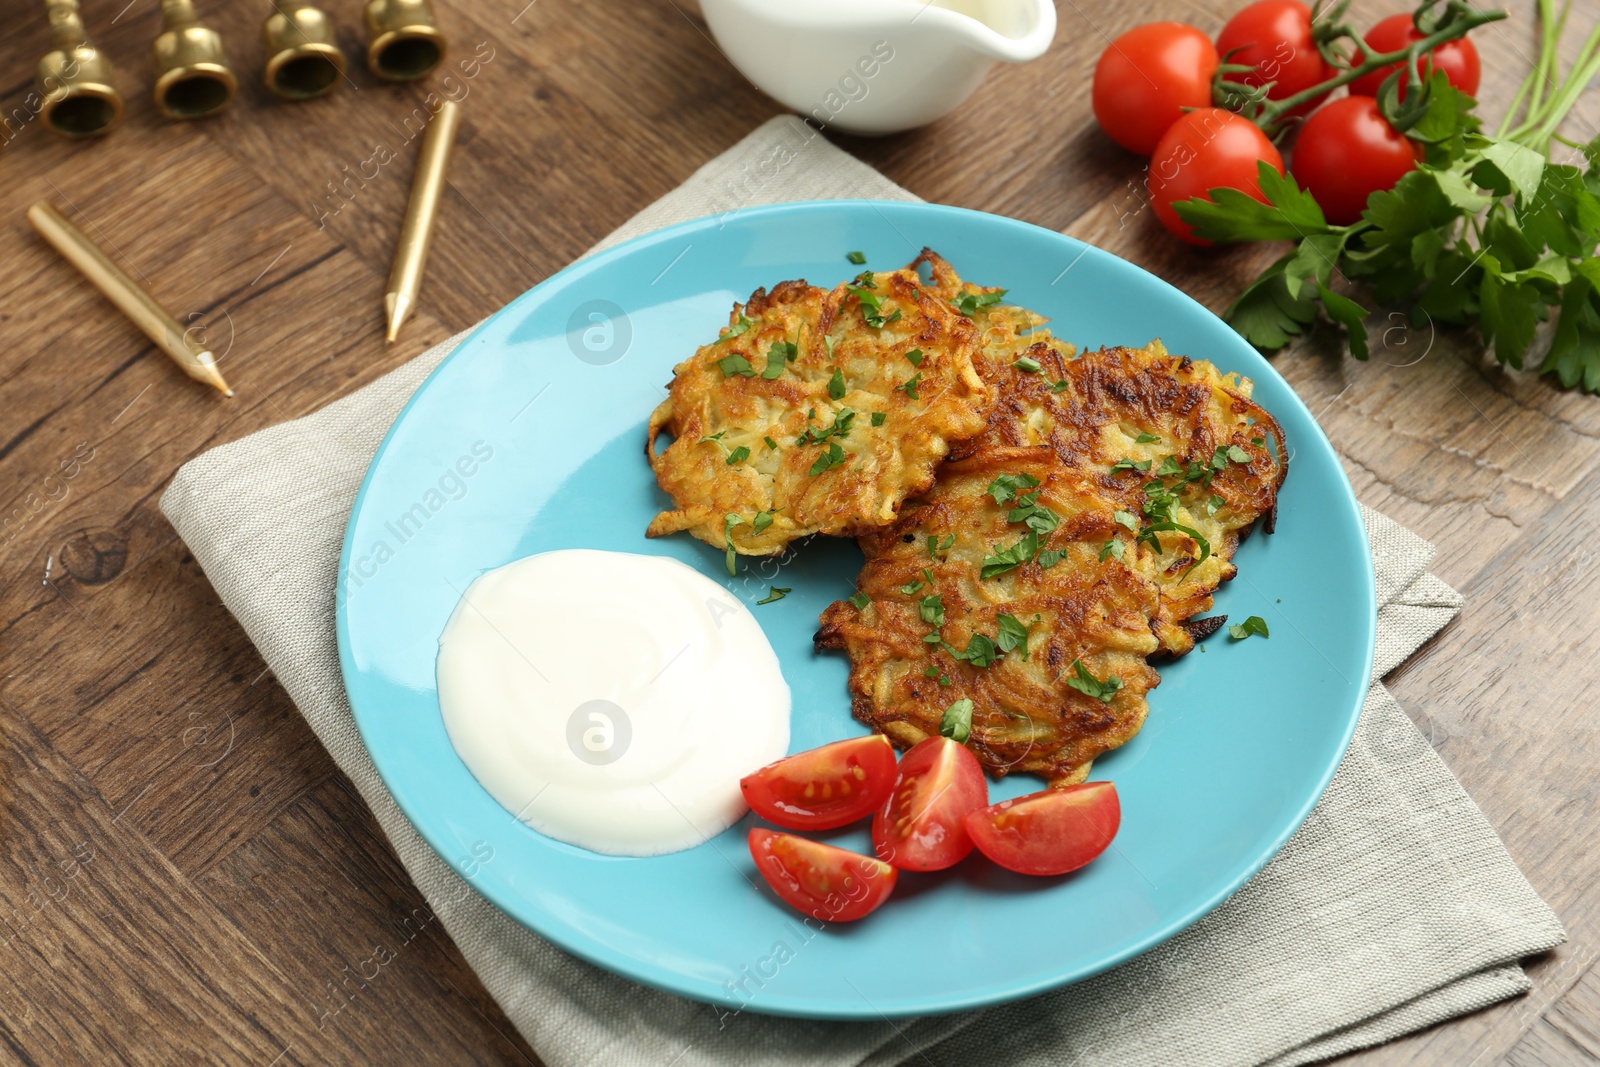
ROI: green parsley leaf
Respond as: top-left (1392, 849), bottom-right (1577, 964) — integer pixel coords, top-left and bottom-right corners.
top-left (980, 529), bottom-right (1039, 579)
top-left (1155, 455), bottom-right (1185, 477)
top-left (1317, 282), bottom-right (1372, 360)
top-left (905, 348), bottom-right (924, 366)
top-left (1012, 356), bottom-right (1042, 373)
top-left (722, 513), bottom-right (743, 576)
top-left (871, 412), bottom-right (887, 427)
top-left (919, 593), bottom-right (945, 627)
top-left (1038, 547), bottom-right (1069, 568)
top-left (995, 613), bottom-right (1033, 658)
top-left (756, 586), bottom-right (790, 605)
top-left (725, 445), bottom-right (750, 465)
top-left (949, 633), bottom-right (999, 668)
top-left (761, 341), bottom-right (796, 379)
top-left (699, 431), bottom-right (725, 444)
top-left (951, 289), bottom-right (1006, 317)
top-left (924, 665), bottom-right (940, 678)
top-left (1226, 444), bottom-right (1250, 463)
top-left (827, 367), bottom-right (847, 399)
top-left (723, 314), bottom-right (754, 338)
top-left (808, 441), bottom-right (846, 476)
top-left (1172, 161), bottom-right (1331, 243)
top-left (850, 283), bottom-right (900, 328)
top-left (797, 407), bottom-right (855, 445)
top-left (1134, 432), bottom-right (1161, 444)
top-left (846, 250), bottom-right (867, 265)
top-left (900, 578), bottom-right (926, 596)
top-left (1112, 457), bottom-right (1153, 473)
top-left (986, 472), bottom-right (1040, 505)
top-left (1139, 520), bottom-right (1212, 582)
top-left (1050, 379), bottom-right (1071, 393)
top-left (898, 372), bottom-right (922, 399)
top-left (940, 698), bottom-right (974, 742)
top-left (847, 592), bottom-right (870, 610)
top-left (764, 435), bottom-right (778, 450)
top-left (751, 511), bottom-right (774, 535)
top-left (1064, 660), bottom-right (1122, 703)
top-left (716, 352), bottom-right (755, 378)
top-left (1228, 615), bottom-right (1270, 640)
top-left (1226, 254), bottom-right (1319, 351)
top-left (1098, 539), bottom-right (1125, 562)
top-left (1113, 510), bottom-right (1139, 532)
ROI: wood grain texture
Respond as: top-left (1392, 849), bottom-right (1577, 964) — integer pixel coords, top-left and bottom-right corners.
top-left (0, 0), bottom-right (1594, 1063)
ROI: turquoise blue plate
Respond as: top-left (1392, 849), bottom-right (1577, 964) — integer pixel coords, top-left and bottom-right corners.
top-left (336, 200), bottom-right (1374, 1019)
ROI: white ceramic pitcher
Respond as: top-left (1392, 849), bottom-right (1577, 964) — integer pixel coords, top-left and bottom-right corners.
top-left (700, 0), bottom-right (1057, 135)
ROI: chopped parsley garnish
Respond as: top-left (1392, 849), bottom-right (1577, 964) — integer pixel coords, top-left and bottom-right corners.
top-left (1113, 510), bottom-right (1139, 532)
top-left (926, 533), bottom-right (955, 560)
top-left (995, 613), bottom-right (1037, 660)
top-left (986, 472), bottom-right (1040, 505)
top-left (809, 441), bottom-right (846, 476)
top-left (716, 352), bottom-right (755, 378)
top-left (940, 698), bottom-right (974, 743)
top-left (1206, 493), bottom-right (1225, 516)
top-left (1007, 489), bottom-right (1059, 535)
top-left (1135, 432), bottom-right (1161, 444)
top-left (947, 633), bottom-right (999, 668)
top-left (900, 578), bottom-right (926, 596)
top-left (849, 283), bottom-right (900, 329)
top-left (1012, 355), bottom-right (1042, 373)
top-left (1099, 539), bottom-right (1125, 562)
top-left (699, 431), bottom-right (725, 444)
top-left (855, 271), bottom-right (876, 289)
top-left (1155, 455), bottom-right (1185, 478)
top-left (797, 407), bottom-right (855, 445)
top-left (847, 591), bottom-right (871, 610)
top-left (752, 511), bottom-right (774, 535)
top-left (980, 531), bottom-right (1039, 579)
top-left (918, 593), bottom-right (945, 626)
top-left (823, 334), bottom-right (835, 359)
top-left (1227, 444), bottom-right (1251, 463)
top-left (924, 664), bottom-right (939, 677)
top-left (1050, 379), bottom-right (1071, 393)
top-left (1064, 661), bottom-right (1122, 703)
top-left (1251, 436), bottom-right (1265, 446)
top-left (898, 372), bottom-right (922, 399)
top-left (757, 586), bottom-right (790, 605)
top-left (827, 367), bottom-right (847, 399)
top-left (1112, 458), bottom-right (1152, 473)
top-left (761, 341), bottom-right (796, 379)
top-left (951, 289), bottom-right (1006, 317)
top-left (846, 250), bottom-right (867, 265)
top-left (1229, 615), bottom-right (1270, 640)
top-left (871, 412), bottom-right (887, 427)
top-left (905, 348), bottom-right (924, 366)
top-left (764, 435), bottom-right (778, 450)
top-left (1038, 547), bottom-right (1069, 568)
top-left (722, 514), bottom-right (743, 576)
top-left (723, 314), bottom-right (754, 338)
top-left (1139, 520), bottom-right (1212, 580)
top-left (725, 445), bottom-right (750, 465)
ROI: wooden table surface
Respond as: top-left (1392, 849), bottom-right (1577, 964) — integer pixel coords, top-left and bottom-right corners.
top-left (1, 0), bottom-right (1596, 1063)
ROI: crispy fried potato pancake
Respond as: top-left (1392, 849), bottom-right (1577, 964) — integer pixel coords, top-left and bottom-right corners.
top-left (646, 252), bottom-right (992, 558)
top-left (817, 454), bottom-right (1160, 786)
top-left (956, 339), bottom-right (1288, 656)
top-left (819, 340), bottom-right (1288, 785)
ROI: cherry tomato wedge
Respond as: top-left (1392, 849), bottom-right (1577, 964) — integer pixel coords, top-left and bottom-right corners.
top-left (1292, 95), bottom-right (1419, 225)
top-left (1093, 22), bottom-right (1219, 156)
top-left (1215, 0), bottom-right (1334, 117)
top-left (871, 735), bottom-right (987, 871)
top-left (1147, 107), bottom-right (1286, 246)
top-left (1348, 13), bottom-right (1481, 101)
top-left (740, 734), bottom-right (897, 831)
top-left (748, 828), bottom-right (898, 922)
top-left (963, 782), bottom-right (1121, 877)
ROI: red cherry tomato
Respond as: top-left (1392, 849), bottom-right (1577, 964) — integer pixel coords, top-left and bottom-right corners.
top-left (1348, 13), bottom-right (1481, 101)
top-left (739, 734), bottom-right (897, 831)
top-left (1147, 108), bottom-right (1286, 246)
top-left (1215, 0), bottom-right (1334, 117)
top-left (1292, 96), bottom-right (1420, 225)
top-left (748, 828), bottom-right (898, 922)
top-left (871, 735), bottom-right (987, 871)
top-left (963, 782), bottom-right (1122, 877)
top-left (1093, 22), bottom-right (1219, 156)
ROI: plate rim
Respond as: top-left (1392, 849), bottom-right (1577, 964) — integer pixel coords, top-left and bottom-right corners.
top-left (335, 198), bottom-right (1377, 1018)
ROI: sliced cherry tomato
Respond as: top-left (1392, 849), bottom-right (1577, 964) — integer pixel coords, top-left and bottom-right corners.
top-left (1147, 107), bottom-right (1286, 246)
top-left (1215, 0), bottom-right (1334, 117)
top-left (748, 828), bottom-right (898, 922)
top-left (871, 735), bottom-right (987, 871)
top-left (1348, 13), bottom-right (1481, 101)
top-left (963, 782), bottom-right (1121, 877)
top-left (1093, 22), bottom-right (1219, 156)
top-left (740, 734), bottom-right (896, 831)
top-left (1292, 95), bottom-right (1420, 225)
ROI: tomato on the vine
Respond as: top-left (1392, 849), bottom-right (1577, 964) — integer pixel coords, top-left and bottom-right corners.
top-left (1348, 13), bottom-right (1481, 101)
top-left (1292, 95), bottom-right (1420, 225)
top-left (1147, 108), bottom-right (1286, 245)
top-left (1093, 22), bottom-right (1219, 156)
top-left (1215, 0), bottom-right (1334, 117)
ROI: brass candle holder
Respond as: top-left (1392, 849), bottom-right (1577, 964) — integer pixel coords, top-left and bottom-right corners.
top-left (152, 0), bottom-right (237, 120)
top-left (364, 0), bottom-right (447, 82)
top-left (263, 4), bottom-right (347, 100)
top-left (37, 0), bottom-right (123, 138)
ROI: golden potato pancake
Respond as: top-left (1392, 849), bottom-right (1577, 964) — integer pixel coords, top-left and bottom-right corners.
top-left (955, 339), bottom-right (1288, 656)
top-left (817, 453), bottom-right (1161, 786)
top-left (646, 252), bottom-right (992, 560)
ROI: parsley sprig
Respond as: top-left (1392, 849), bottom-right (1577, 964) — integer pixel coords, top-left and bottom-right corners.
top-left (1179, 2), bottom-right (1600, 392)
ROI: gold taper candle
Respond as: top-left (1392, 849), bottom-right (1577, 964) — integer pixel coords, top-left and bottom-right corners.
top-left (385, 97), bottom-right (460, 343)
top-left (27, 201), bottom-right (233, 396)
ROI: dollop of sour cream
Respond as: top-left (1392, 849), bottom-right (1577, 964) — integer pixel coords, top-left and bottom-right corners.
top-left (437, 549), bottom-right (790, 857)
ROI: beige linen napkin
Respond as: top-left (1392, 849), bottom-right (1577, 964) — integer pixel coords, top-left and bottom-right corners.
top-left (160, 116), bottom-right (1563, 1067)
